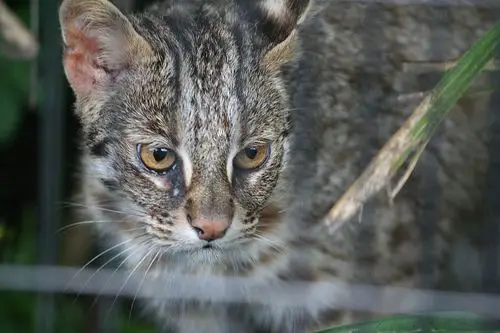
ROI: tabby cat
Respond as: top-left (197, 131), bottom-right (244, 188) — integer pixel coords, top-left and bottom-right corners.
top-left (59, 0), bottom-right (499, 331)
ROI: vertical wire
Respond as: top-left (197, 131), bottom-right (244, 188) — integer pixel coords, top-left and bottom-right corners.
top-left (35, 0), bottom-right (64, 331)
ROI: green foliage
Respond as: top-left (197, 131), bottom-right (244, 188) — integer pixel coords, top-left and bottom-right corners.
top-left (0, 206), bottom-right (37, 333)
top-left (316, 312), bottom-right (500, 333)
top-left (0, 56), bottom-right (31, 145)
top-left (0, 207), bottom-right (157, 332)
top-left (0, 291), bottom-right (37, 333)
top-left (411, 21), bottom-right (500, 144)
top-left (0, 4), bottom-right (32, 145)
top-left (394, 21), bottom-right (500, 172)
top-left (1, 207), bottom-right (37, 264)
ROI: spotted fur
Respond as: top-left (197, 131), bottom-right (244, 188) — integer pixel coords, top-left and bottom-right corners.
top-left (60, 0), bottom-right (498, 332)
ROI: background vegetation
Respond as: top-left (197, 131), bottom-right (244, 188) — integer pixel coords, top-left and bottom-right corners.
top-left (0, 0), bottom-right (156, 331)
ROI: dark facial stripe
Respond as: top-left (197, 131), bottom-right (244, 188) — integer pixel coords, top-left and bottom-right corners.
top-left (157, 17), bottom-right (191, 137)
top-left (100, 178), bottom-right (119, 192)
top-left (231, 22), bottom-right (248, 113)
top-left (89, 138), bottom-right (111, 157)
top-left (160, 15), bottom-right (195, 63)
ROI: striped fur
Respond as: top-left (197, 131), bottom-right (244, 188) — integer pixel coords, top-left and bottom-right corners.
top-left (60, 0), bottom-right (498, 332)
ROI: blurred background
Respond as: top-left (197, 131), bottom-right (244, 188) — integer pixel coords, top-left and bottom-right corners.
top-left (0, 0), bottom-right (159, 332)
top-left (0, 0), bottom-right (500, 333)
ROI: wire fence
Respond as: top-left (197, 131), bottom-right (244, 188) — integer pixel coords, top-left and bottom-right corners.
top-left (335, 0), bottom-right (500, 7)
top-left (2, 264), bottom-right (500, 319)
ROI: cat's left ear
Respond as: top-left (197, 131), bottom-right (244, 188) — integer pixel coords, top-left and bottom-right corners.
top-left (245, 0), bottom-right (311, 70)
top-left (59, 0), bottom-right (154, 97)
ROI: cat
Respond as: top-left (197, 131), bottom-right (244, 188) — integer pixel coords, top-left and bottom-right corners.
top-left (59, 0), bottom-right (499, 332)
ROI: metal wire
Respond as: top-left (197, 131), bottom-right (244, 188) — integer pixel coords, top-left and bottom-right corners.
top-left (2, 264), bottom-right (500, 319)
top-left (481, 51), bottom-right (500, 294)
top-left (337, 0), bottom-right (500, 7)
top-left (35, 0), bottom-right (65, 331)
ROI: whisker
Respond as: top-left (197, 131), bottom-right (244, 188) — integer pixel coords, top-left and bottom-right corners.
top-left (262, 235), bottom-right (286, 251)
top-left (60, 201), bottom-right (144, 218)
top-left (64, 237), bottom-right (136, 294)
top-left (122, 226), bottom-right (147, 233)
top-left (253, 233), bottom-right (286, 254)
top-left (70, 234), bottom-right (148, 303)
top-left (128, 249), bottom-right (161, 321)
top-left (57, 220), bottom-right (135, 233)
top-left (89, 240), bottom-right (150, 310)
top-left (105, 246), bottom-right (155, 323)
top-left (72, 245), bottom-right (137, 305)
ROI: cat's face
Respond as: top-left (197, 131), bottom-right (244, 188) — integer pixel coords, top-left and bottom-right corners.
top-left (60, 0), bottom-right (309, 262)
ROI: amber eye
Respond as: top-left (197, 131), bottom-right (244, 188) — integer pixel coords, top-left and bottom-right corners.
top-left (138, 145), bottom-right (177, 172)
top-left (233, 143), bottom-right (270, 171)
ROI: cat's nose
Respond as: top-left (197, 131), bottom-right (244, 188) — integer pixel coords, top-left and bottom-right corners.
top-left (190, 217), bottom-right (229, 241)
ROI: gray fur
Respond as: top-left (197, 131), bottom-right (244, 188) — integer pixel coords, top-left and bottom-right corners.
top-left (60, 0), bottom-right (499, 332)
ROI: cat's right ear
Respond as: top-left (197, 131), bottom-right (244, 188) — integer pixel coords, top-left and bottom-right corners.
top-left (59, 0), bottom-right (154, 97)
top-left (241, 0), bottom-right (311, 71)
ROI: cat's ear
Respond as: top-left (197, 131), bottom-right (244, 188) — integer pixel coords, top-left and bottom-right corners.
top-left (246, 0), bottom-right (311, 70)
top-left (59, 0), bottom-right (154, 96)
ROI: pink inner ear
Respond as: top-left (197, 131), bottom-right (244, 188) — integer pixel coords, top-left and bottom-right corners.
top-left (63, 26), bottom-right (108, 96)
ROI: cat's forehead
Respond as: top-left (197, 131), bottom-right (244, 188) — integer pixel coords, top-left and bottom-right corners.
top-left (146, 21), bottom-right (241, 151)
top-left (135, 6), bottom-right (241, 64)
top-left (114, 7), bottom-right (288, 174)
top-left (126, 13), bottom-right (277, 139)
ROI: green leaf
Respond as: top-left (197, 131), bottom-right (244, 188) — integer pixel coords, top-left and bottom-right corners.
top-left (410, 21), bottom-right (500, 148)
top-left (0, 4), bottom-right (33, 144)
top-left (316, 312), bottom-right (500, 333)
top-left (0, 89), bottom-right (22, 143)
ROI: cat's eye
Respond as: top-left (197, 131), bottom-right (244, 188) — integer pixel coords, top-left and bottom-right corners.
top-left (233, 143), bottom-right (270, 171)
top-left (138, 144), bottom-right (177, 173)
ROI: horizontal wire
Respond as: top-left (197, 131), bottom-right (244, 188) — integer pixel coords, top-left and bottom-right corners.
top-left (1, 264), bottom-right (500, 319)
top-left (335, 0), bottom-right (500, 7)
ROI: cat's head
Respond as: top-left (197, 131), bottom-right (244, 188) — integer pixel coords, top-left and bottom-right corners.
top-left (59, 0), bottom-right (310, 263)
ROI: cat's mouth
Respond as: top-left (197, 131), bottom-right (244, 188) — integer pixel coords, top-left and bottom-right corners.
top-left (192, 242), bottom-right (227, 256)
top-left (199, 241), bottom-right (231, 251)
top-left (196, 240), bottom-right (238, 252)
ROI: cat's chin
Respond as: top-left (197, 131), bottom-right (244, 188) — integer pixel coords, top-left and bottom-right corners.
top-left (155, 239), bottom-right (252, 267)
top-left (177, 241), bottom-right (242, 255)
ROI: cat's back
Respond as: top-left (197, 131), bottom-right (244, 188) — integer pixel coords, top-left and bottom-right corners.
top-left (284, 1), bottom-right (499, 295)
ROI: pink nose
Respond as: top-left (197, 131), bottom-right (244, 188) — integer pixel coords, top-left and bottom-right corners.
top-left (190, 218), bottom-right (229, 241)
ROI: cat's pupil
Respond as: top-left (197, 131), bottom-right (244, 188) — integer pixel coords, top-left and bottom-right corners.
top-left (153, 148), bottom-right (168, 161)
top-left (245, 147), bottom-right (258, 159)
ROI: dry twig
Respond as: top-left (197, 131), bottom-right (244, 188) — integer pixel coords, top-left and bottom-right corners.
top-left (322, 22), bottom-right (500, 233)
top-left (402, 58), bottom-right (500, 74)
top-left (323, 95), bottom-right (436, 234)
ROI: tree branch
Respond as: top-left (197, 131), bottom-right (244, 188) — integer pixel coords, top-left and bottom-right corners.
top-left (0, 1), bottom-right (38, 59)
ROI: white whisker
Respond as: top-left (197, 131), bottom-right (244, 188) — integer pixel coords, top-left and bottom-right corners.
top-left (57, 220), bottom-right (138, 233)
top-left (71, 234), bottom-right (148, 303)
top-left (129, 249), bottom-right (162, 321)
top-left (89, 240), bottom-right (150, 310)
top-left (64, 237), bottom-right (135, 294)
top-left (61, 201), bottom-right (144, 218)
top-left (254, 232), bottom-right (286, 254)
top-left (105, 246), bottom-right (156, 322)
